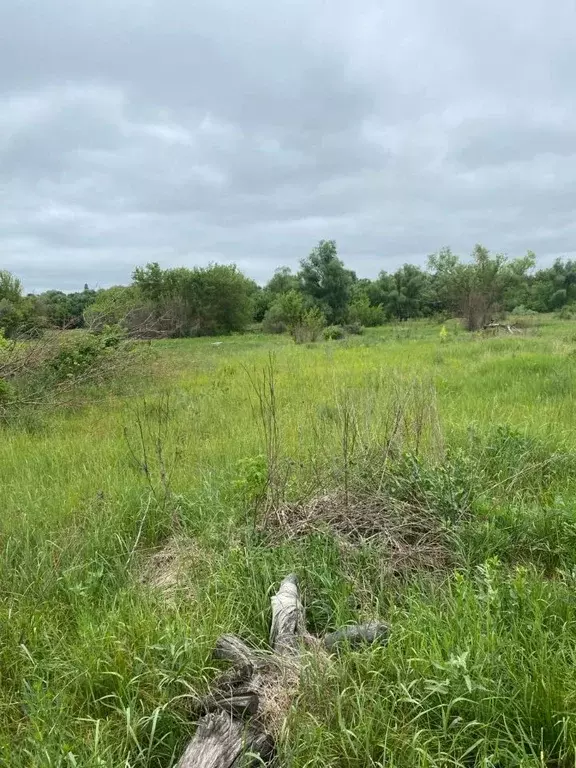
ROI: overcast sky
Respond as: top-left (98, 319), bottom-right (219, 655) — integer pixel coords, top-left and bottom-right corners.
top-left (1, 0), bottom-right (575, 292)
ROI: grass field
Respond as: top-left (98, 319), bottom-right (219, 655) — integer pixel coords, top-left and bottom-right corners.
top-left (2, 316), bottom-right (576, 766)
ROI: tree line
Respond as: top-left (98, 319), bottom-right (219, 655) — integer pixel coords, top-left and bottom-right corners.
top-left (2, 241), bottom-right (576, 338)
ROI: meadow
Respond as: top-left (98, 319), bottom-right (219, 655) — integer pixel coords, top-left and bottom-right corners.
top-left (1, 316), bottom-right (576, 766)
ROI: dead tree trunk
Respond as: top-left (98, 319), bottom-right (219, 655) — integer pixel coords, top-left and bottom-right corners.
top-left (176, 574), bottom-right (388, 767)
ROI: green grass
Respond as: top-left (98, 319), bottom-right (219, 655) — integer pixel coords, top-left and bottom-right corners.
top-left (2, 316), bottom-right (576, 765)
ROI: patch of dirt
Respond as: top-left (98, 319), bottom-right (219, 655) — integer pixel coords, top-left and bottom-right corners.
top-left (139, 536), bottom-right (206, 597)
top-left (262, 491), bottom-right (452, 574)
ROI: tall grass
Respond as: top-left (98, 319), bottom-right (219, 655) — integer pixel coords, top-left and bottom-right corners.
top-left (1, 317), bottom-right (576, 765)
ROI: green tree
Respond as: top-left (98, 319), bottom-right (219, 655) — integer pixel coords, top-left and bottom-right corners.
top-left (298, 240), bottom-right (354, 324)
top-left (0, 270), bottom-right (24, 336)
top-left (84, 285), bottom-right (146, 331)
top-left (374, 264), bottom-right (432, 320)
top-left (348, 292), bottom-right (384, 327)
top-left (262, 290), bottom-right (305, 334)
top-left (529, 259), bottom-right (576, 312)
top-left (428, 245), bottom-right (534, 330)
top-left (132, 262), bottom-right (256, 336)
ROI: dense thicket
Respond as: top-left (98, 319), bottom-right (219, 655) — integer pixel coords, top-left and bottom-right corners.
top-left (2, 242), bottom-right (576, 337)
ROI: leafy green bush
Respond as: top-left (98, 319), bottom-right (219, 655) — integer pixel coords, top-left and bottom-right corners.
top-left (556, 303), bottom-right (576, 320)
top-left (0, 327), bottom-right (141, 426)
top-left (323, 325), bottom-right (345, 340)
top-left (511, 305), bottom-right (537, 316)
top-left (291, 307), bottom-right (326, 343)
top-left (261, 303), bottom-right (288, 334)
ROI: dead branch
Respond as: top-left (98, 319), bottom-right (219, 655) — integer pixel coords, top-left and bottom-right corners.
top-left (176, 573), bottom-right (389, 767)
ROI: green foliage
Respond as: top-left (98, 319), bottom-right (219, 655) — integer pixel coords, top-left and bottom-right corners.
top-left (556, 303), bottom-right (576, 320)
top-left (348, 292), bottom-right (384, 326)
top-left (428, 245), bottom-right (535, 330)
top-left (262, 290), bottom-right (305, 334)
top-left (5, 243), bottom-right (576, 341)
top-left (83, 285), bottom-right (145, 331)
top-left (0, 270), bottom-right (23, 304)
top-left (0, 269), bottom-right (25, 336)
top-left (298, 240), bottom-right (354, 324)
top-left (375, 264), bottom-right (433, 320)
top-left (343, 322), bottom-right (364, 335)
top-left (38, 286), bottom-right (97, 329)
top-left (323, 325), bottom-right (346, 340)
top-left (292, 306), bottom-right (326, 343)
top-left (511, 304), bottom-right (537, 316)
top-left (132, 262), bottom-right (256, 337)
top-left (47, 330), bottom-right (123, 382)
top-left (2, 318), bottom-right (576, 763)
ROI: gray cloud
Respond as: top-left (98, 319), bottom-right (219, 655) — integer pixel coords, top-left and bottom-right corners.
top-left (1, 0), bottom-right (575, 291)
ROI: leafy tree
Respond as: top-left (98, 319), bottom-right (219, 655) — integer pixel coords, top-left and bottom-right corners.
top-left (428, 245), bottom-right (535, 330)
top-left (374, 264), bottom-right (432, 320)
top-left (267, 267), bottom-right (299, 296)
top-left (0, 270), bottom-right (24, 336)
top-left (132, 262), bottom-right (256, 336)
top-left (529, 259), bottom-right (576, 312)
top-left (0, 271), bottom-right (22, 304)
top-left (348, 292), bottom-right (384, 327)
top-left (84, 285), bottom-right (146, 331)
top-left (262, 290), bottom-right (305, 334)
top-left (298, 240), bottom-right (354, 324)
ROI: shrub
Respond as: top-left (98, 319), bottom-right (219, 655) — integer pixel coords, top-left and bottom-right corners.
top-left (0, 328), bottom-right (142, 425)
top-left (291, 307), bottom-right (326, 343)
top-left (348, 294), bottom-right (385, 327)
top-left (510, 305), bottom-right (537, 316)
top-left (323, 325), bottom-right (346, 341)
top-left (262, 304), bottom-right (288, 334)
top-left (556, 304), bottom-right (576, 320)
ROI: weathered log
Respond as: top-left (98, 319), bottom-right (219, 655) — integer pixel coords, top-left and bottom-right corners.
top-left (175, 574), bottom-right (389, 767)
top-left (213, 634), bottom-right (257, 666)
top-left (176, 710), bottom-right (274, 768)
top-left (269, 573), bottom-right (305, 653)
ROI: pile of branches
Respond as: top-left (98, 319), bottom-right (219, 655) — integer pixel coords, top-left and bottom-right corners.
top-left (0, 327), bottom-right (144, 422)
top-left (261, 491), bottom-right (452, 574)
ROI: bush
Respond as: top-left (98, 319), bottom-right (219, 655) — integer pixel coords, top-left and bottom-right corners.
top-left (0, 328), bottom-right (142, 425)
top-left (556, 304), bottom-right (576, 320)
top-left (291, 307), bottom-right (326, 343)
top-left (348, 295), bottom-right (384, 327)
top-left (510, 305), bottom-right (537, 316)
top-left (262, 304), bottom-right (288, 334)
top-left (323, 325), bottom-right (345, 340)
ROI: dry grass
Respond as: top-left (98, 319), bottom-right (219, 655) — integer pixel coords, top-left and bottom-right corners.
top-left (138, 535), bottom-right (206, 597)
top-left (263, 490), bottom-right (452, 574)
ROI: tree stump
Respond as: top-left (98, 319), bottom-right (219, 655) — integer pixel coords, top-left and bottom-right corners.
top-left (176, 574), bottom-right (389, 767)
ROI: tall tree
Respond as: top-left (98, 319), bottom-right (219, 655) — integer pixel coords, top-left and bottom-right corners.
top-left (298, 240), bottom-right (354, 324)
top-left (428, 245), bottom-right (535, 330)
top-left (374, 264), bottom-right (432, 320)
top-left (0, 270), bottom-right (24, 336)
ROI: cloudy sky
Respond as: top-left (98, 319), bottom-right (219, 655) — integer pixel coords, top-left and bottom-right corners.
top-left (1, 0), bottom-right (575, 292)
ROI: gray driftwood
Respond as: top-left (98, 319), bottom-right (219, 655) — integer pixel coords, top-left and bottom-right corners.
top-left (176, 574), bottom-right (388, 767)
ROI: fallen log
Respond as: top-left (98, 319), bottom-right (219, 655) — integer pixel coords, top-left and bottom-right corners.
top-left (176, 574), bottom-right (389, 767)
top-left (483, 322), bottom-right (519, 334)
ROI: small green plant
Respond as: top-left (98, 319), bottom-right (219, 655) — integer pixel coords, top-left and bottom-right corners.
top-left (233, 455), bottom-right (269, 514)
